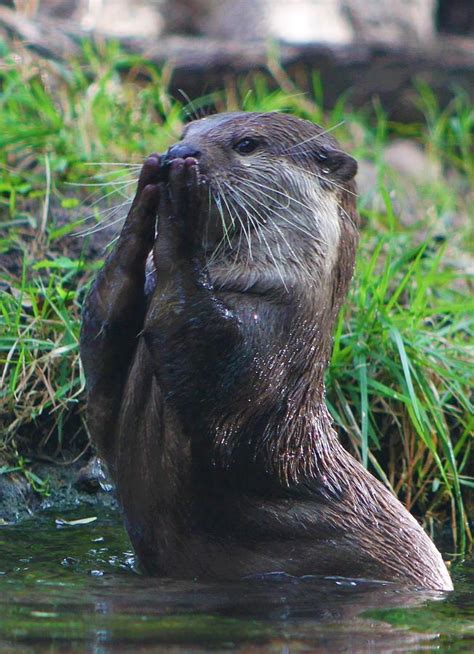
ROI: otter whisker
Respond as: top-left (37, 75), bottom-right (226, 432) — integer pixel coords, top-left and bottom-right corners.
top-left (204, 183), bottom-right (212, 253)
top-left (227, 188), bottom-right (289, 291)
top-left (235, 184), bottom-right (335, 283)
top-left (225, 184), bottom-right (260, 237)
top-left (214, 180), bottom-right (237, 251)
top-left (283, 121), bottom-right (346, 153)
top-left (223, 189), bottom-right (254, 274)
top-left (73, 198), bottom-right (133, 235)
top-left (223, 182), bottom-right (255, 261)
top-left (240, 174), bottom-right (338, 248)
top-left (249, 172), bottom-right (314, 213)
top-left (86, 162), bottom-right (142, 168)
top-left (84, 194), bottom-right (133, 220)
top-left (227, 187), bottom-right (263, 253)
top-left (67, 181), bottom-right (132, 226)
top-left (75, 213), bottom-right (129, 238)
top-left (235, 178), bottom-right (328, 246)
top-left (66, 179), bottom-right (137, 188)
top-left (206, 212), bottom-right (227, 266)
top-left (91, 195), bottom-right (133, 216)
top-left (239, 176), bottom-right (323, 218)
top-left (273, 227), bottom-right (317, 283)
top-left (87, 172), bottom-right (140, 187)
top-left (178, 88), bottom-right (208, 122)
top-left (211, 185), bottom-right (260, 282)
top-left (76, 165), bottom-right (139, 189)
top-left (239, 192), bottom-right (297, 264)
top-left (336, 200), bottom-right (358, 229)
top-left (233, 186), bottom-right (318, 283)
top-left (207, 183), bottom-right (239, 267)
top-left (237, 182), bottom-right (314, 238)
top-left (245, 173), bottom-right (292, 210)
top-left (300, 168), bottom-right (358, 198)
top-left (104, 233), bottom-right (120, 249)
top-left (78, 183), bottom-right (134, 218)
top-left (219, 188), bottom-right (253, 276)
top-left (219, 192), bottom-right (243, 268)
top-left (255, 222), bottom-right (289, 292)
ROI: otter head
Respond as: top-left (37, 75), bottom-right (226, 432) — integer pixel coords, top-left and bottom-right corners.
top-left (162, 112), bottom-right (359, 313)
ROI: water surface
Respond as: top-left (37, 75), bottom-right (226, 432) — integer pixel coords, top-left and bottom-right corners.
top-left (0, 508), bottom-right (472, 653)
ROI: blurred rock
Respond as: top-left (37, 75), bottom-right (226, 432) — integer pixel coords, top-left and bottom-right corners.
top-left (202, 0), bottom-right (353, 44)
top-left (0, 467), bottom-right (37, 522)
top-left (78, 0), bottom-right (162, 39)
top-left (162, 0), bottom-right (216, 36)
top-left (1, 2), bottom-right (472, 121)
top-left (344, 0), bottom-right (435, 46)
top-left (383, 140), bottom-right (440, 184)
top-left (357, 140), bottom-right (439, 206)
top-left (21, 0), bottom-right (437, 45)
top-left (356, 140), bottom-right (472, 243)
top-left (355, 159), bottom-right (378, 205)
top-left (10, 0), bottom-right (162, 38)
top-left (10, 0), bottom-right (474, 49)
top-left (75, 456), bottom-right (114, 494)
top-left (162, 0), bottom-right (436, 46)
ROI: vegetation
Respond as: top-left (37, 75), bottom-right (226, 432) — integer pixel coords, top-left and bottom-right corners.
top-left (0, 40), bottom-right (472, 546)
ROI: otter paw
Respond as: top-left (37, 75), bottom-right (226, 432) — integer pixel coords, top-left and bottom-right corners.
top-left (160, 157), bottom-right (208, 257)
top-left (138, 153), bottom-right (162, 190)
top-left (105, 153), bottom-right (162, 276)
top-left (169, 157), bottom-right (201, 214)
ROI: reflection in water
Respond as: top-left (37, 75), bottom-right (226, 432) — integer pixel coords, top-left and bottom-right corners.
top-left (0, 508), bottom-right (472, 653)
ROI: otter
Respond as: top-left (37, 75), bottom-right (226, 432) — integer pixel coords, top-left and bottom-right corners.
top-left (80, 112), bottom-right (452, 590)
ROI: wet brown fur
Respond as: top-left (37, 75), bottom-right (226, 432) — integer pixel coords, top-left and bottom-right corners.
top-left (80, 112), bottom-right (452, 590)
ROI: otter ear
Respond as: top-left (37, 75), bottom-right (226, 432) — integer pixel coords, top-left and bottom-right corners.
top-left (315, 148), bottom-right (358, 182)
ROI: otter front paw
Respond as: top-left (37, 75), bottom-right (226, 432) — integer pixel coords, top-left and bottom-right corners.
top-left (155, 157), bottom-right (208, 266)
top-left (120, 153), bottom-right (161, 249)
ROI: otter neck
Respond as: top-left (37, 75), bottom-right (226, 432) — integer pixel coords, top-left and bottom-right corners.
top-left (208, 359), bottom-right (342, 493)
top-left (265, 393), bottom-right (343, 489)
top-left (210, 396), bottom-right (345, 495)
top-left (192, 295), bottom-right (342, 491)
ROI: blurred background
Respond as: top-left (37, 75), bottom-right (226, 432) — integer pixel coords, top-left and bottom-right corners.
top-left (1, 0), bottom-right (473, 119)
top-left (4, 0), bottom-right (474, 40)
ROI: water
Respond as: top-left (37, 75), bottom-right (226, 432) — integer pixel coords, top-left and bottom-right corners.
top-left (0, 507), bottom-right (472, 653)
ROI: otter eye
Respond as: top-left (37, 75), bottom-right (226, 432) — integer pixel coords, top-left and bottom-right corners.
top-left (233, 138), bottom-right (260, 155)
top-left (314, 148), bottom-right (328, 163)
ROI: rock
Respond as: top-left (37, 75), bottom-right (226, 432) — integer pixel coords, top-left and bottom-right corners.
top-left (383, 140), bottom-right (440, 184)
top-left (344, 0), bottom-right (435, 46)
top-left (355, 159), bottom-right (378, 204)
top-left (356, 140), bottom-right (441, 219)
top-left (0, 469), bottom-right (38, 522)
top-left (162, 0), bottom-right (436, 46)
top-left (74, 456), bottom-right (114, 494)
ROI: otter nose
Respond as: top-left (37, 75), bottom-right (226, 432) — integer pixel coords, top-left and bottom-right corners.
top-left (165, 143), bottom-right (201, 162)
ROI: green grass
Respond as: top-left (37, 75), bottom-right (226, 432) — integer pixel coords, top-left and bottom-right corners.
top-left (329, 232), bottom-right (473, 548)
top-left (0, 40), bottom-right (472, 546)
